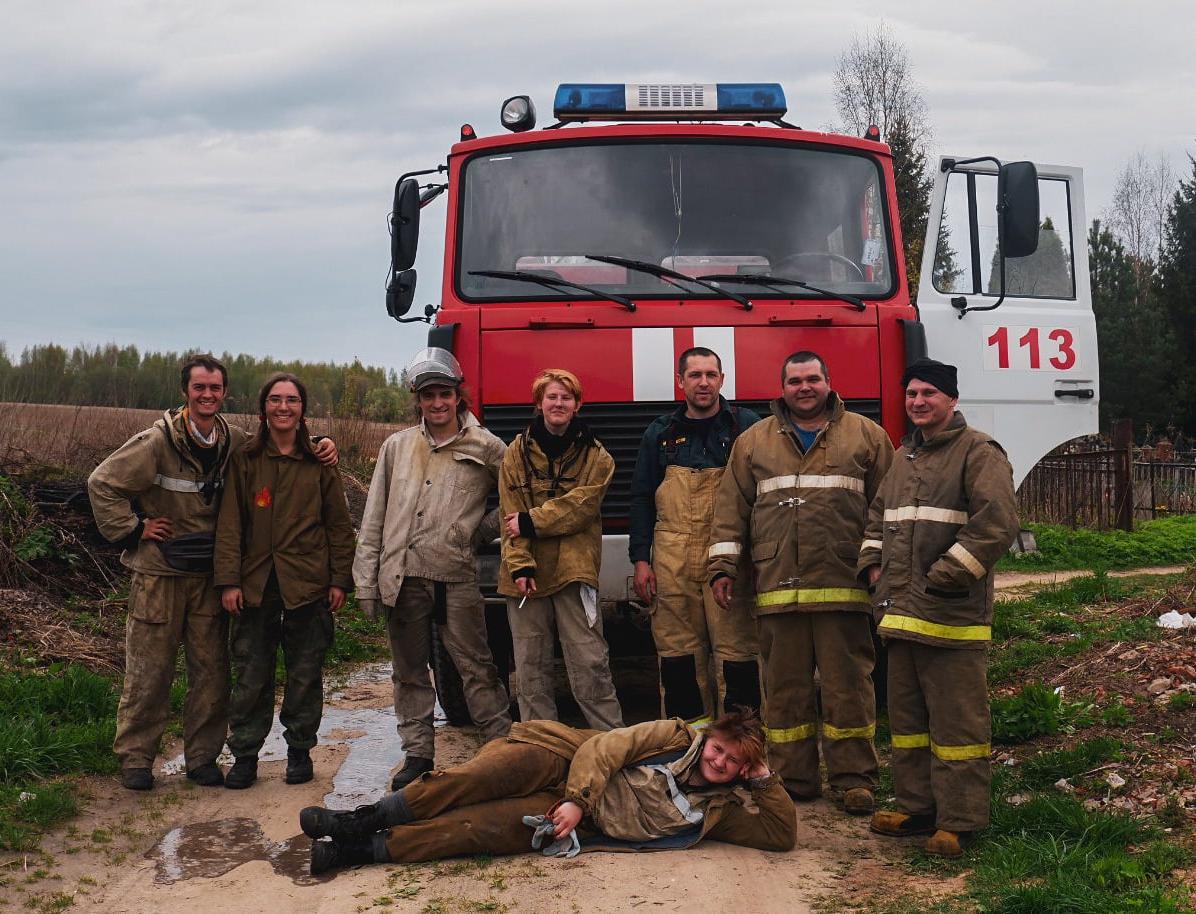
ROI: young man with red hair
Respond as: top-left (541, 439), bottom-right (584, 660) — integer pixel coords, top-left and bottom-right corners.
top-left (300, 709), bottom-right (796, 873)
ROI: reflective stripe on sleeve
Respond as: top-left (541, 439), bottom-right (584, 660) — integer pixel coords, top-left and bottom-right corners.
top-left (822, 722), bottom-right (876, 740)
top-left (707, 541), bottom-right (742, 558)
top-left (757, 587), bottom-right (870, 608)
top-left (764, 723), bottom-right (816, 743)
top-left (948, 542), bottom-right (986, 579)
top-left (153, 474), bottom-right (203, 493)
top-left (860, 539), bottom-right (883, 553)
top-left (757, 474), bottom-right (865, 496)
top-left (877, 613), bottom-right (991, 642)
top-left (890, 732), bottom-right (930, 750)
top-left (931, 740), bottom-right (991, 761)
top-left (689, 716), bottom-right (713, 729)
top-left (883, 506), bottom-right (969, 525)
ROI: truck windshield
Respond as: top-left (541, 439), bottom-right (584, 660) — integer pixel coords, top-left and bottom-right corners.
top-left (458, 140), bottom-right (893, 301)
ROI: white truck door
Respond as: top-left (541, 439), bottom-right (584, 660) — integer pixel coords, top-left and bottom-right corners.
top-left (917, 159), bottom-right (1099, 486)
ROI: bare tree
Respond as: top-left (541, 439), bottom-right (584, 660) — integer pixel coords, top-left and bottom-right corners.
top-left (1106, 150), bottom-right (1178, 303)
top-left (833, 22), bottom-right (929, 142)
top-left (834, 22), bottom-right (932, 295)
top-left (1107, 150), bottom-right (1176, 264)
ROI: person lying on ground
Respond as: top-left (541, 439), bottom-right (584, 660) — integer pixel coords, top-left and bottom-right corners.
top-left (299, 708), bottom-right (796, 874)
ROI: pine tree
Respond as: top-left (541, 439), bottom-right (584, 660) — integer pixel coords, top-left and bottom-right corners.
top-left (1157, 154), bottom-right (1196, 429)
top-left (887, 114), bottom-right (933, 298)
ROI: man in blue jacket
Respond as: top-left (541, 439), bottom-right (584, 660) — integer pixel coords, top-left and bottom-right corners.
top-left (629, 347), bottom-right (762, 725)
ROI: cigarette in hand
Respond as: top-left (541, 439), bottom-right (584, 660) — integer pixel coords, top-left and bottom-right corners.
top-left (518, 594), bottom-right (528, 609)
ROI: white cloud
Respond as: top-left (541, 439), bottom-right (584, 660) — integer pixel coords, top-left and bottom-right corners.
top-left (1, 0), bottom-right (1193, 374)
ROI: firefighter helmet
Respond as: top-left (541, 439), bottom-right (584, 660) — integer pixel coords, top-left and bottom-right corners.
top-left (406, 347), bottom-right (464, 392)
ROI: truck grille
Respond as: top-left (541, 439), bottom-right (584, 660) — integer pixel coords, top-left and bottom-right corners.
top-left (481, 399), bottom-right (881, 528)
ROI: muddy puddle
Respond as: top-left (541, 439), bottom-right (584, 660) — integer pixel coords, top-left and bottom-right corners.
top-left (149, 662), bottom-right (443, 884)
top-left (147, 817), bottom-right (321, 885)
top-left (161, 662), bottom-right (442, 808)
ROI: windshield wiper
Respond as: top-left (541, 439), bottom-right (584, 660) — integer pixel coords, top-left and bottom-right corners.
top-left (468, 269), bottom-right (636, 312)
top-left (584, 254), bottom-right (753, 311)
top-left (697, 273), bottom-right (866, 312)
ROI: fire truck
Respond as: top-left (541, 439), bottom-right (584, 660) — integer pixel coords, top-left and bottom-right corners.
top-left (386, 83), bottom-right (1099, 715)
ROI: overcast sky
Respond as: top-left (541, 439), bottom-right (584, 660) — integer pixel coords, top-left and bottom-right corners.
top-left (2, 0), bottom-right (1193, 377)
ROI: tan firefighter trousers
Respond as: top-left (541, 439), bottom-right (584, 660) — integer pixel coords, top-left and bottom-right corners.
top-left (757, 611), bottom-right (878, 796)
top-left (887, 640), bottom-right (991, 832)
top-left (652, 466), bottom-right (760, 724)
top-left (113, 572), bottom-right (229, 774)
top-left (388, 577), bottom-right (513, 759)
top-left (506, 581), bottom-right (624, 730)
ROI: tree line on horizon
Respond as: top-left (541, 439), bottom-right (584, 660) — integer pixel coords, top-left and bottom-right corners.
top-left (0, 343), bottom-right (413, 422)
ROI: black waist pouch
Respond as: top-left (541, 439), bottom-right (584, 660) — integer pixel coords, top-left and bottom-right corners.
top-left (156, 532), bottom-right (216, 574)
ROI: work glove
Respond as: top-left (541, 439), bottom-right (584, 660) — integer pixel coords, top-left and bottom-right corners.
top-left (358, 598), bottom-right (382, 621)
top-left (521, 815), bottom-right (580, 858)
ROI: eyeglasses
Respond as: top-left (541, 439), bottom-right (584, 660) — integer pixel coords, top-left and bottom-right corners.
top-left (266, 396), bottom-right (302, 406)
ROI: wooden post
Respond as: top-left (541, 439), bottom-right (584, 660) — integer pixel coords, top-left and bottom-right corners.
top-left (1112, 418), bottom-right (1133, 532)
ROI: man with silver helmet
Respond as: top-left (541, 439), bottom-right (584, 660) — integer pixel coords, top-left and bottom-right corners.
top-left (354, 348), bottom-right (512, 790)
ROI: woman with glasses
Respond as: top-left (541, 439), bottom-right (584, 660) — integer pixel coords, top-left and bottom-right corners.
top-left (214, 372), bottom-right (356, 788)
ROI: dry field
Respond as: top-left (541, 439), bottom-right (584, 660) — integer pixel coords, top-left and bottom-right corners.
top-left (0, 402), bottom-right (409, 475)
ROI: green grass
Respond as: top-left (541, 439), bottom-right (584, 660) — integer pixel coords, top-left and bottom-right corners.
top-left (991, 682), bottom-right (1096, 745)
top-left (1017, 737), bottom-right (1124, 789)
top-left (1000, 516), bottom-right (1196, 572)
top-left (989, 574), bottom-right (1164, 683)
top-left (0, 665), bottom-right (120, 850)
top-left (916, 786), bottom-right (1196, 914)
top-left (326, 596), bottom-right (389, 668)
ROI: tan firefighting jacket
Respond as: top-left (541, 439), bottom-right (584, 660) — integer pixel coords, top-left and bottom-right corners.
top-left (353, 412), bottom-right (505, 604)
top-left (707, 395), bottom-right (894, 615)
top-left (858, 412), bottom-right (1018, 649)
top-left (508, 718), bottom-right (796, 852)
top-left (88, 408), bottom-right (247, 577)
top-left (213, 440), bottom-right (356, 609)
top-left (498, 427), bottom-right (614, 599)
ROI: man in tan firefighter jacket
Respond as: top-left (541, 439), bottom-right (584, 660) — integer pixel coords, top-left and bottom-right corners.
top-left (88, 354), bottom-right (338, 791)
top-left (629, 347), bottom-right (762, 725)
top-left (707, 351), bottom-right (893, 815)
top-left (861, 358), bottom-right (1018, 858)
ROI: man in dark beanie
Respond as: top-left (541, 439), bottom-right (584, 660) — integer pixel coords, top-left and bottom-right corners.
top-left (858, 357), bottom-right (1018, 857)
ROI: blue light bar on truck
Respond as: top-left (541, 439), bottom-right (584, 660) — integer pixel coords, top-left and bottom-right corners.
top-left (553, 83), bottom-right (786, 121)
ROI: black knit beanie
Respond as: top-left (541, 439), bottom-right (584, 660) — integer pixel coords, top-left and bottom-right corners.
top-left (900, 358), bottom-right (958, 398)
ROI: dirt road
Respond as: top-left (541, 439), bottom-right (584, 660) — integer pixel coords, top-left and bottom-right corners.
top-left (7, 668), bottom-right (933, 914)
top-left (994, 565), bottom-right (1186, 598)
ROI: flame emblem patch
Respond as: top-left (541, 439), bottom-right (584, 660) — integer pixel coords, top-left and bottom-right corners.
top-left (254, 486), bottom-right (272, 509)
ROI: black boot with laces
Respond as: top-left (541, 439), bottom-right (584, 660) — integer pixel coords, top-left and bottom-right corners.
top-left (310, 835), bottom-right (377, 875)
top-left (300, 802), bottom-right (387, 842)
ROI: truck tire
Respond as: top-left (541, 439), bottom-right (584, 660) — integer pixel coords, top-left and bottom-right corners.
top-left (430, 621), bottom-right (472, 727)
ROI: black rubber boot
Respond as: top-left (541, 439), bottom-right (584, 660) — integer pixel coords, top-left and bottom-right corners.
top-left (300, 803), bottom-right (387, 841)
top-left (310, 836), bottom-right (376, 875)
top-left (286, 748), bottom-right (314, 785)
top-left (225, 756), bottom-right (258, 790)
top-left (186, 762), bottom-right (224, 787)
top-left (389, 756), bottom-right (433, 791)
top-left (121, 768), bottom-right (153, 791)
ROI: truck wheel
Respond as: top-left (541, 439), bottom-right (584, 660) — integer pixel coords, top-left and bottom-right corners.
top-left (431, 621), bottom-right (472, 727)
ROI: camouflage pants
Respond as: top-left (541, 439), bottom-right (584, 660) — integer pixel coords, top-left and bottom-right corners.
top-left (113, 572), bottom-right (229, 773)
top-left (227, 578), bottom-right (334, 757)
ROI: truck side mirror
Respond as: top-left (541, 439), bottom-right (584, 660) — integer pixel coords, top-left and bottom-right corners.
top-left (386, 269), bottom-right (417, 320)
top-left (391, 178), bottom-right (421, 271)
top-left (998, 161), bottom-right (1040, 258)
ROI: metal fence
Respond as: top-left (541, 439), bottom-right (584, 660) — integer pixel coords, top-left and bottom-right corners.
top-left (1134, 461), bottom-right (1196, 519)
top-left (1018, 432), bottom-right (1196, 529)
top-left (1018, 449), bottom-right (1132, 530)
